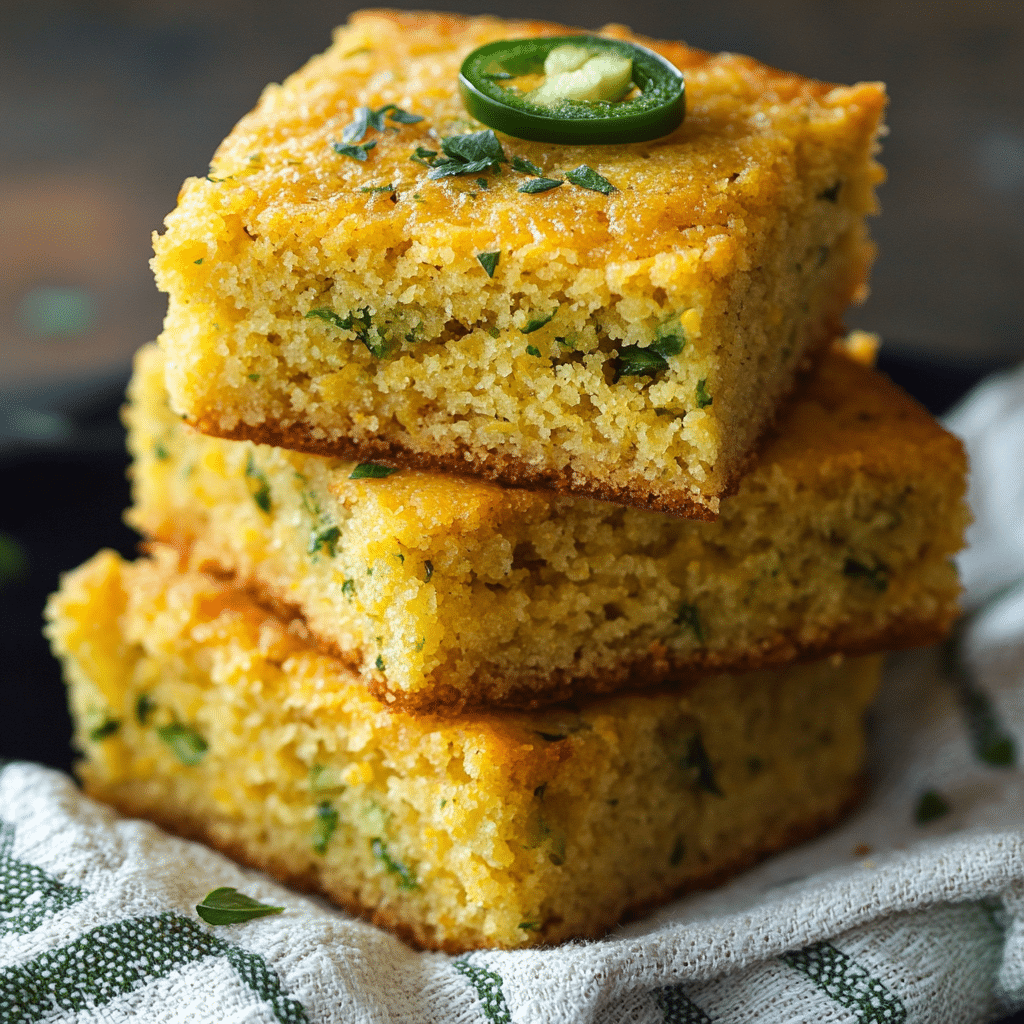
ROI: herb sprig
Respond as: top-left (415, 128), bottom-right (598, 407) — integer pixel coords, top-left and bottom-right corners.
top-left (196, 888), bottom-right (284, 926)
top-left (427, 129), bottom-right (507, 179)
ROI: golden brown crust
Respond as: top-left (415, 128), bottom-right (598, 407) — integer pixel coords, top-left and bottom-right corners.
top-left (88, 774), bottom-right (864, 953)
top-left (175, 550), bottom-right (952, 715)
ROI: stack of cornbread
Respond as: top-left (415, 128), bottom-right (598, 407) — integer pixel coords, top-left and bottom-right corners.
top-left (46, 11), bottom-right (970, 952)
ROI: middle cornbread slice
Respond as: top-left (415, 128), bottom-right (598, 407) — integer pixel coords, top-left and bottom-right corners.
top-left (127, 338), bottom-right (967, 712)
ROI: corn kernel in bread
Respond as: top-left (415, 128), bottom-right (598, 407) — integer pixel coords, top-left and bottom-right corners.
top-left (47, 548), bottom-right (881, 951)
top-left (126, 340), bottom-right (966, 712)
top-left (152, 10), bottom-right (886, 519)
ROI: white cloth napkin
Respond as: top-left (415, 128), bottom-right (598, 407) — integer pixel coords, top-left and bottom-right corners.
top-left (2, 364), bottom-right (1023, 1024)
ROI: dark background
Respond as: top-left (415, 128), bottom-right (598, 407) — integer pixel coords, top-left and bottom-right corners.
top-left (0, 6), bottom-right (1022, 1011)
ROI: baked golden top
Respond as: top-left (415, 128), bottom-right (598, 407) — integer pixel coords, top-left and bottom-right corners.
top-left (152, 9), bottom-right (886, 517)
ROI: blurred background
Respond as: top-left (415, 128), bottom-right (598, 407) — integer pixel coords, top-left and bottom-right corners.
top-left (1, 0), bottom-right (1022, 770)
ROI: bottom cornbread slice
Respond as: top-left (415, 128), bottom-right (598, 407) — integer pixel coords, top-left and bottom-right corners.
top-left (46, 546), bottom-right (882, 952)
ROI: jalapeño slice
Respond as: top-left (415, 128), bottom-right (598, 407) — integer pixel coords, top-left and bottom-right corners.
top-left (459, 36), bottom-right (685, 145)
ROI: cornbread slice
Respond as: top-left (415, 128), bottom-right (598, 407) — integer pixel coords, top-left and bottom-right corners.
top-left (152, 9), bottom-right (887, 518)
top-left (46, 547), bottom-right (882, 951)
top-left (126, 340), bottom-right (966, 712)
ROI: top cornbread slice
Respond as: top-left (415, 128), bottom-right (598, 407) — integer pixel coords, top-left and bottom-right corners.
top-left (152, 9), bottom-right (886, 518)
top-left (127, 337), bottom-right (968, 713)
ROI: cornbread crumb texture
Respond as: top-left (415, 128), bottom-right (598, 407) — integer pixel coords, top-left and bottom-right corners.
top-left (153, 10), bottom-right (886, 516)
top-left (46, 548), bottom-right (882, 951)
top-left (127, 342), bottom-right (966, 711)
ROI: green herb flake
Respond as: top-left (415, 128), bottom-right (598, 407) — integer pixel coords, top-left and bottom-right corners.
top-left (410, 146), bottom-right (438, 166)
top-left (565, 165), bottom-right (616, 194)
top-left (349, 463), bottom-right (399, 480)
top-left (196, 887), bottom-right (284, 926)
top-left (511, 155), bottom-right (545, 176)
top-left (475, 177), bottom-right (489, 189)
top-left (331, 139), bottom-right (377, 162)
top-left (843, 558), bottom-right (889, 593)
top-left (89, 718), bottom-right (121, 743)
top-left (247, 373), bottom-right (260, 382)
top-left (424, 560), bottom-right (434, 582)
top-left (341, 578), bottom-right (356, 599)
top-left (135, 693), bottom-right (156, 726)
top-left (193, 258), bottom-right (204, 265)
top-left (518, 920), bottom-right (541, 931)
top-left (427, 130), bottom-right (506, 179)
top-left (308, 525), bottom-right (341, 558)
top-left (526, 345), bottom-right (541, 357)
top-left (244, 452), bottom-right (271, 513)
top-left (153, 442), bottom-right (169, 461)
top-left (696, 378), bottom-right (713, 409)
top-left (523, 309), bottom-right (557, 334)
top-left (0, 533), bottom-right (28, 588)
top-left (371, 837), bottom-right (418, 889)
top-left (375, 655), bottom-right (385, 671)
top-left (477, 251), bottom-right (500, 277)
top-left (915, 789), bottom-right (951, 824)
top-left (680, 732), bottom-right (723, 796)
top-left (311, 801), bottom-right (339, 854)
top-left (674, 603), bottom-right (705, 644)
top-left (305, 307), bottom-right (349, 329)
top-left (615, 345), bottom-right (668, 380)
top-left (157, 722), bottom-right (208, 766)
top-left (518, 177), bottom-right (563, 194)
top-left (360, 183), bottom-right (395, 193)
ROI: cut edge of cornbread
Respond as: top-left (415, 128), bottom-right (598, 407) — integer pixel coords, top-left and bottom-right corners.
top-left (153, 9), bottom-right (887, 519)
top-left (48, 547), bottom-right (882, 951)
top-left (126, 340), bottom-right (966, 713)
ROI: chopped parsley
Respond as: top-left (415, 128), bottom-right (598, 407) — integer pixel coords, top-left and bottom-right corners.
top-left (410, 146), bottom-right (438, 166)
top-left (371, 838), bottom-right (418, 889)
top-left (518, 920), bottom-right (541, 931)
top-left (518, 177), bottom-right (563, 194)
top-left (526, 345), bottom-right (541, 357)
top-left (193, 258), bottom-right (203, 265)
top-left (696, 378), bottom-right (713, 408)
top-left (424, 560), bottom-right (433, 582)
top-left (614, 330), bottom-right (685, 381)
top-left (195, 887), bottom-right (284, 925)
top-left (523, 309), bottom-right (557, 334)
top-left (341, 579), bottom-right (356, 599)
top-left (308, 525), bottom-right (341, 558)
top-left (475, 177), bottom-right (489, 189)
top-left (915, 789), bottom-right (951, 824)
top-left (135, 693), bottom-right (156, 726)
top-left (244, 453), bottom-right (272, 513)
top-left (511, 155), bottom-right (545, 176)
top-left (342, 103), bottom-right (423, 144)
top-left (375, 655), bottom-right (385, 671)
top-left (153, 442), bottom-right (169, 461)
top-left (674, 602), bottom-right (705, 644)
top-left (311, 801), bottom-right (339, 854)
top-left (247, 373), bottom-right (260, 382)
top-left (679, 732), bottom-right (723, 796)
top-left (305, 306), bottom-right (384, 358)
top-left (427, 129), bottom-right (506, 179)
top-left (477, 251), bottom-right (500, 277)
top-left (157, 722), bottom-right (208, 766)
top-left (349, 463), bottom-right (398, 480)
top-left (89, 718), bottom-right (121, 742)
top-left (360, 183), bottom-right (395, 193)
top-left (332, 139), bottom-right (377, 162)
top-left (843, 558), bottom-right (889, 593)
top-left (565, 165), bottom-right (616, 194)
